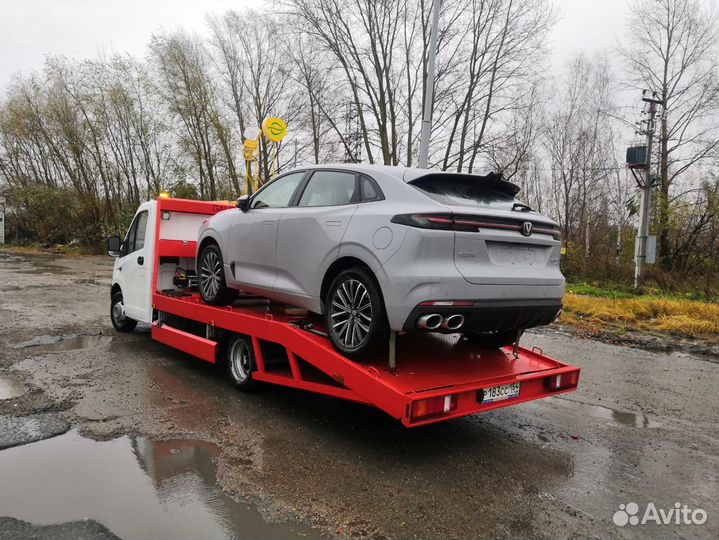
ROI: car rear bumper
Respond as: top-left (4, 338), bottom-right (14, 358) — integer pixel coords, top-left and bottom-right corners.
top-left (400, 299), bottom-right (563, 333)
top-left (378, 267), bottom-right (564, 331)
top-left (377, 226), bottom-right (565, 331)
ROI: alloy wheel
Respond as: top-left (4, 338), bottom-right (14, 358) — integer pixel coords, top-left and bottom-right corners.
top-left (200, 250), bottom-right (222, 299)
top-left (330, 278), bottom-right (373, 349)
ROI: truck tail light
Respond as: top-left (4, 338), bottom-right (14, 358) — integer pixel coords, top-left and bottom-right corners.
top-left (544, 371), bottom-right (579, 391)
top-left (411, 395), bottom-right (458, 420)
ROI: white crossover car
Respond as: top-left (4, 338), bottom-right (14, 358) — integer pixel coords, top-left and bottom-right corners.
top-left (196, 164), bottom-right (564, 358)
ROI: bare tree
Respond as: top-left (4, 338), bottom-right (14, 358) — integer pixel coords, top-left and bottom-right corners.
top-left (542, 55), bottom-right (618, 256)
top-left (150, 31), bottom-right (238, 198)
top-left (207, 11), bottom-right (302, 184)
top-left (622, 0), bottom-right (719, 269)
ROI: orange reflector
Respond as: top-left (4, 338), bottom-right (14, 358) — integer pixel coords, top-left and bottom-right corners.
top-left (411, 395), bottom-right (458, 420)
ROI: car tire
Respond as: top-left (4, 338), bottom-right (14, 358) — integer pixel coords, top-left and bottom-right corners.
top-left (464, 329), bottom-right (519, 349)
top-left (223, 334), bottom-right (256, 391)
top-left (198, 243), bottom-right (238, 306)
top-left (111, 291), bottom-right (138, 332)
top-left (325, 267), bottom-right (389, 360)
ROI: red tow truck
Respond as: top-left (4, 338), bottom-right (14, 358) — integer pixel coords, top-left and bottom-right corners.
top-left (108, 197), bottom-right (579, 427)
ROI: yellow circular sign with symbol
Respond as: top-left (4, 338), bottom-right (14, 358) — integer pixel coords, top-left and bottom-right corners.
top-left (262, 117), bottom-right (287, 143)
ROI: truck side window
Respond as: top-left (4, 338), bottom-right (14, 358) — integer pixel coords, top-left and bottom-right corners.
top-left (125, 211), bottom-right (148, 254)
top-left (133, 212), bottom-right (149, 252)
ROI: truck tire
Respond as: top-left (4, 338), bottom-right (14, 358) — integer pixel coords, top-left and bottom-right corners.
top-left (198, 243), bottom-right (238, 306)
top-left (111, 291), bottom-right (138, 332)
top-left (325, 267), bottom-right (389, 360)
top-left (223, 334), bottom-right (257, 391)
top-left (464, 329), bottom-right (519, 349)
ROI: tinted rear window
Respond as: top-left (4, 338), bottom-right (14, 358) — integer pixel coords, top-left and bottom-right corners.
top-left (411, 176), bottom-right (516, 210)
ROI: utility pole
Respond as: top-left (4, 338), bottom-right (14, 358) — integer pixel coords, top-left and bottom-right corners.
top-left (0, 195), bottom-right (5, 245)
top-left (418, 0), bottom-right (441, 169)
top-left (632, 91), bottom-right (662, 289)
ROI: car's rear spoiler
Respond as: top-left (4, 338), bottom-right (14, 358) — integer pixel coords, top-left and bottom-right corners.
top-left (403, 170), bottom-right (520, 196)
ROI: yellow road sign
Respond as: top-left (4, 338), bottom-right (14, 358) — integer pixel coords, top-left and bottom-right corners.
top-left (262, 117), bottom-right (287, 143)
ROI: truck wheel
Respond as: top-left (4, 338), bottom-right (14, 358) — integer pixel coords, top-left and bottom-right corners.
top-left (223, 334), bottom-right (256, 390)
top-left (198, 243), bottom-right (237, 306)
top-left (464, 329), bottom-right (518, 349)
top-left (325, 267), bottom-right (389, 360)
top-left (111, 291), bottom-right (137, 332)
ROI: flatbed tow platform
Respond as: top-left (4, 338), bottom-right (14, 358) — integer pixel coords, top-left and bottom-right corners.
top-left (142, 198), bottom-right (579, 428)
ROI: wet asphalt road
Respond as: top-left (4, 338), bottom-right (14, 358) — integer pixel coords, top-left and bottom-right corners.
top-left (0, 252), bottom-right (717, 540)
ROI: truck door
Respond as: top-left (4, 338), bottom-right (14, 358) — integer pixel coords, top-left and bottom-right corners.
top-left (117, 210), bottom-right (151, 321)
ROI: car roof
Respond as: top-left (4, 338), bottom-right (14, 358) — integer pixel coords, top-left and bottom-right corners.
top-left (294, 163), bottom-right (407, 180)
top-left (288, 163), bottom-right (500, 182)
top-left (287, 163), bottom-right (517, 194)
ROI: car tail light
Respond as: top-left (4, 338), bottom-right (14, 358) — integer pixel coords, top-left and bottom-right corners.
top-left (390, 214), bottom-right (481, 231)
top-left (391, 213), bottom-right (561, 238)
top-left (411, 395), bottom-right (458, 420)
top-left (544, 371), bottom-right (579, 391)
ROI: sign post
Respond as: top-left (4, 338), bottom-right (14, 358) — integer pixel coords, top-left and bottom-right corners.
top-left (243, 138), bottom-right (259, 195)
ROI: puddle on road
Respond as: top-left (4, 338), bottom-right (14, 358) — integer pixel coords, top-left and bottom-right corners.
top-left (14, 334), bottom-right (112, 352)
top-left (0, 253), bottom-right (72, 274)
top-left (0, 375), bottom-right (25, 399)
top-left (552, 397), bottom-right (662, 428)
top-left (0, 430), bottom-right (320, 540)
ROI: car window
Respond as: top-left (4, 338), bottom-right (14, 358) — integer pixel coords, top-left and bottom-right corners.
top-left (298, 171), bottom-right (357, 207)
top-left (411, 176), bottom-right (516, 210)
top-left (360, 175), bottom-right (381, 202)
top-left (251, 172), bottom-right (305, 209)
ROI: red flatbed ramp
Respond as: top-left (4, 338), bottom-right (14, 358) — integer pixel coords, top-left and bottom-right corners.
top-left (153, 293), bottom-right (579, 427)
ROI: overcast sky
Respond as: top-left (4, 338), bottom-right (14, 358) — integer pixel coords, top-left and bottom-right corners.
top-left (0, 0), bottom-right (631, 93)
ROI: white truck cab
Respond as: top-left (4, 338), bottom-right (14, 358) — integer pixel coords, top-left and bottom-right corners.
top-left (107, 201), bottom-right (157, 328)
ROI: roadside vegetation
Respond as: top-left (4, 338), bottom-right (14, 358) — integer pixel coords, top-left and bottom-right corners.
top-left (562, 283), bottom-right (719, 341)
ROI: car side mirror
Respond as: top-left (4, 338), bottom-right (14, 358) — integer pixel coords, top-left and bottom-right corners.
top-left (237, 195), bottom-right (250, 212)
top-left (107, 235), bottom-right (122, 257)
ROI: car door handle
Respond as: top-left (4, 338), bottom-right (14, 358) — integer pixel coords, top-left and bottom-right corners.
top-left (325, 220), bottom-right (342, 227)
top-left (263, 220), bottom-right (274, 226)
top-left (137, 256), bottom-right (144, 265)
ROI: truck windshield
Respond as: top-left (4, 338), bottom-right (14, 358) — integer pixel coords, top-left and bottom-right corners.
top-left (411, 176), bottom-right (517, 210)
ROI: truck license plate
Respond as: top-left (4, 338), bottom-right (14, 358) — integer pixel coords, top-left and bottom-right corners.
top-left (480, 382), bottom-right (520, 403)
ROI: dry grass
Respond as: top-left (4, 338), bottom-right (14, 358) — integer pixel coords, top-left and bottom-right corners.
top-left (562, 293), bottom-right (719, 339)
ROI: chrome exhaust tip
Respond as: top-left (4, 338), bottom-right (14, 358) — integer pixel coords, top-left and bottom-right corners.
top-left (442, 314), bottom-right (465, 330)
top-left (418, 313), bottom-right (443, 330)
